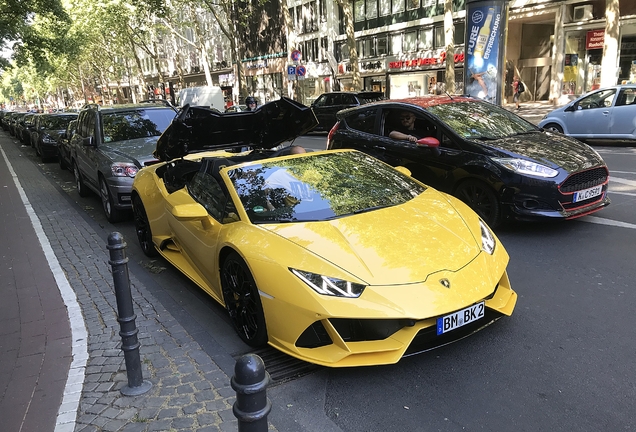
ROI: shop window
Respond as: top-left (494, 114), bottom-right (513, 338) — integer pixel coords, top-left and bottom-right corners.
top-left (366, 0), bottom-right (378, 19)
top-left (418, 28), bottom-right (433, 50)
top-left (404, 31), bottom-right (417, 52)
top-left (407, 0), bottom-right (419, 10)
top-left (345, 108), bottom-right (378, 134)
top-left (391, 34), bottom-right (402, 55)
top-left (355, 0), bottom-right (365, 22)
top-left (392, 0), bottom-right (405, 14)
top-left (377, 35), bottom-right (388, 56)
top-left (422, 0), bottom-right (435, 7)
top-left (434, 24), bottom-right (444, 48)
top-left (379, 0), bottom-right (391, 16)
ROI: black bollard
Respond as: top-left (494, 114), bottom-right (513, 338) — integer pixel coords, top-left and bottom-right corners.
top-left (107, 232), bottom-right (152, 396)
top-left (231, 354), bottom-right (272, 432)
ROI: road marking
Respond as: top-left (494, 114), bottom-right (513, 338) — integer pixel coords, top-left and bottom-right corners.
top-left (611, 170), bottom-right (636, 175)
top-left (610, 177), bottom-right (636, 187)
top-left (609, 191), bottom-right (636, 197)
top-left (582, 216), bottom-right (636, 229)
top-left (0, 144), bottom-right (87, 432)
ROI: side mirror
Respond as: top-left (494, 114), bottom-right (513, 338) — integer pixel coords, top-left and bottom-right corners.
top-left (564, 103), bottom-right (577, 112)
top-left (416, 137), bottom-right (440, 147)
top-left (394, 166), bottom-right (412, 177)
top-left (171, 203), bottom-right (208, 220)
top-left (82, 136), bottom-right (95, 146)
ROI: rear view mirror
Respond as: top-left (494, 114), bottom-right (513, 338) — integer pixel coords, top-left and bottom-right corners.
top-left (416, 137), bottom-right (440, 147)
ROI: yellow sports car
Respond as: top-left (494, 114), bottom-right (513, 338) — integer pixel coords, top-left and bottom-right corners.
top-left (132, 97), bottom-right (517, 367)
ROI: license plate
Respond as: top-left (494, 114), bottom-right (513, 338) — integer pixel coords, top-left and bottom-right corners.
top-left (436, 302), bottom-right (485, 335)
top-left (573, 185), bottom-right (602, 203)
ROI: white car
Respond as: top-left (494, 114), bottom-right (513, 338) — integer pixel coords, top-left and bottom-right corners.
top-left (538, 84), bottom-right (636, 142)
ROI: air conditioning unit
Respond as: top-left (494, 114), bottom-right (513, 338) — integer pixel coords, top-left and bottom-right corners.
top-left (573, 5), bottom-right (593, 21)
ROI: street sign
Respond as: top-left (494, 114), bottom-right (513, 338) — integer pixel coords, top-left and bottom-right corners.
top-left (296, 65), bottom-right (306, 81)
top-left (287, 65), bottom-right (297, 80)
top-left (291, 50), bottom-right (302, 64)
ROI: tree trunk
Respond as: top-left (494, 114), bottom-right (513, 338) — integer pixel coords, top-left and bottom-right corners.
top-left (444, 0), bottom-right (455, 94)
top-left (600, 0), bottom-right (620, 87)
top-left (336, 0), bottom-right (361, 91)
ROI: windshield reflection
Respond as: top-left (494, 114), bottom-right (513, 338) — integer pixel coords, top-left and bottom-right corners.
top-left (427, 101), bottom-right (537, 140)
top-left (230, 152), bottom-right (426, 223)
top-left (102, 109), bottom-right (175, 143)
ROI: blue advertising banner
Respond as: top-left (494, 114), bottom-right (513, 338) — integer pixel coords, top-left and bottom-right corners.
top-left (464, 1), bottom-right (508, 105)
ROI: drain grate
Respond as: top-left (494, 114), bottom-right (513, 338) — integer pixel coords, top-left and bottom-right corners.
top-left (242, 346), bottom-right (322, 385)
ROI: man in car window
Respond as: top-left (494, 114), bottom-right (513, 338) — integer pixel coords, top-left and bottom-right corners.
top-left (389, 111), bottom-right (432, 142)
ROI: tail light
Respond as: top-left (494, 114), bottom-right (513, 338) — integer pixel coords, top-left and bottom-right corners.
top-left (326, 121), bottom-right (340, 149)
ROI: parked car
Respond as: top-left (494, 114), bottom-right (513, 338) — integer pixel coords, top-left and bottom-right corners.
top-left (327, 96), bottom-right (610, 228)
top-left (29, 113), bottom-right (46, 148)
top-left (57, 119), bottom-right (78, 170)
top-left (32, 113), bottom-right (78, 161)
top-left (538, 84), bottom-right (636, 142)
top-left (70, 102), bottom-right (177, 222)
top-left (310, 91), bottom-right (385, 132)
top-left (15, 113), bottom-right (35, 144)
top-left (9, 112), bottom-right (26, 136)
top-left (131, 97), bottom-right (517, 367)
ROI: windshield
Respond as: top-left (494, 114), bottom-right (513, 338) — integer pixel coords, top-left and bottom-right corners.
top-left (230, 151), bottom-right (425, 224)
top-left (101, 108), bottom-right (175, 143)
top-left (44, 115), bottom-right (76, 130)
top-left (427, 101), bottom-right (537, 140)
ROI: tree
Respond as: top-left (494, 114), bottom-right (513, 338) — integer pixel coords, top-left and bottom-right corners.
top-left (600, 0), bottom-right (620, 87)
top-left (443, 0), bottom-right (455, 94)
top-left (334, 0), bottom-right (361, 91)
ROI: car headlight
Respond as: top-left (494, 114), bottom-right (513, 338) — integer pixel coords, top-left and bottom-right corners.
top-left (492, 157), bottom-right (558, 178)
top-left (42, 135), bottom-right (56, 144)
top-left (291, 269), bottom-right (365, 298)
top-left (480, 219), bottom-right (496, 255)
top-left (111, 163), bottom-right (139, 177)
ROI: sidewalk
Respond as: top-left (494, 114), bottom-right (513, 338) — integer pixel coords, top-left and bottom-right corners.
top-left (0, 133), bottom-right (243, 431)
top-left (502, 100), bottom-right (565, 125)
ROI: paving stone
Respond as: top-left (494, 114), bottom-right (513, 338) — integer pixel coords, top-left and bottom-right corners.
top-left (171, 416), bottom-right (195, 429)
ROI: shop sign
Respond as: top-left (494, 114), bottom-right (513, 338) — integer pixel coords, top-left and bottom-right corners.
top-left (246, 60), bottom-right (268, 70)
top-left (586, 30), bottom-right (605, 50)
top-left (337, 61), bottom-right (384, 74)
top-left (388, 52), bottom-right (465, 69)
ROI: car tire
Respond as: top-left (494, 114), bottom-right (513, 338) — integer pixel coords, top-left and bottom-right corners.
top-left (132, 194), bottom-right (158, 257)
top-left (221, 252), bottom-right (268, 348)
top-left (100, 177), bottom-right (126, 223)
top-left (58, 151), bottom-right (66, 170)
top-left (73, 162), bottom-right (90, 197)
top-left (543, 123), bottom-right (563, 133)
top-left (34, 142), bottom-right (41, 157)
top-left (455, 179), bottom-right (501, 228)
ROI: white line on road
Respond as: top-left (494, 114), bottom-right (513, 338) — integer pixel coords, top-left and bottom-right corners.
top-left (610, 170), bottom-right (636, 175)
top-left (581, 216), bottom-right (636, 229)
top-left (610, 177), bottom-right (636, 186)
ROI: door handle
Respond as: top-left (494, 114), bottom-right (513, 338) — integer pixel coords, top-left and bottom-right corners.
top-left (602, 111), bottom-right (609, 115)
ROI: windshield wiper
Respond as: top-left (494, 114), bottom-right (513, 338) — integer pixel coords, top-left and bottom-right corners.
top-left (511, 130), bottom-right (540, 136)
top-left (353, 204), bottom-right (391, 215)
top-left (472, 136), bottom-right (498, 141)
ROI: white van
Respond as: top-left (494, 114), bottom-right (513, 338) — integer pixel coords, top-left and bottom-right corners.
top-left (177, 86), bottom-right (225, 111)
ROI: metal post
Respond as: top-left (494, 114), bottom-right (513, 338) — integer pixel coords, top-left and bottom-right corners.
top-left (231, 354), bottom-right (272, 432)
top-left (107, 232), bottom-right (152, 396)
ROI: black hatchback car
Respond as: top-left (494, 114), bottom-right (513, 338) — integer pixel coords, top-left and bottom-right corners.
top-left (310, 91), bottom-right (384, 132)
top-left (327, 96), bottom-right (610, 228)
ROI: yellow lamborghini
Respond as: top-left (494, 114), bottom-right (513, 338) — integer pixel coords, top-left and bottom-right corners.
top-left (131, 98), bottom-right (517, 367)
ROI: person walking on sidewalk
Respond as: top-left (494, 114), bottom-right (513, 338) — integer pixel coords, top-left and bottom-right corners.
top-left (512, 77), bottom-right (522, 110)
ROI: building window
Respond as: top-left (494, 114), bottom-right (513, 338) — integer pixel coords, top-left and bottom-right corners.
top-left (320, 36), bottom-right (329, 61)
top-left (366, 0), bottom-right (378, 19)
top-left (355, 0), bottom-right (365, 22)
top-left (391, 33), bottom-right (402, 54)
top-left (295, 6), bottom-right (302, 32)
top-left (309, 1), bottom-right (318, 32)
top-left (404, 31), bottom-right (417, 52)
top-left (454, 22), bottom-right (465, 45)
top-left (434, 24), bottom-right (444, 48)
top-left (419, 28), bottom-right (433, 50)
top-left (319, 0), bottom-right (327, 22)
top-left (407, 0), bottom-right (419, 11)
top-left (422, 0), bottom-right (434, 8)
top-left (377, 35), bottom-right (388, 56)
top-left (392, 0), bottom-right (405, 14)
top-left (379, 0), bottom-right (391, 16)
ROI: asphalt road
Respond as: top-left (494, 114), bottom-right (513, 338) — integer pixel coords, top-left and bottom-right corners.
top-left (13, 136), bottom-right (636, 432)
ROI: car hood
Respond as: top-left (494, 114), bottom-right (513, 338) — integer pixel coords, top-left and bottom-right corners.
top-left (155, 97), bottom-right (318, 161)
top-left (263, 189), bottom-right (481, 285)
top-left (479, 131), bottom-right (605, 172)
top-left (100, 136), bottom-right (160, 166)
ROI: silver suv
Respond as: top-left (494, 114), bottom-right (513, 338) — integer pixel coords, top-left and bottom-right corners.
top-left (70, 102), bottom-right (176, 222)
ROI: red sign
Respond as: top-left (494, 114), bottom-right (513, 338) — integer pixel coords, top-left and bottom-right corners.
top-left (586, 30), bottom-right (605, 50)
top-left (389, 52), bottom-right (465, 69)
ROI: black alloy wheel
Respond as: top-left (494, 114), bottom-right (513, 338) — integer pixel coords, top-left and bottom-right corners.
top-left (100, 177), bottom-right (125, 223)
top-left (221, 252), bottom-right (268, 347)
top-left (73, 162), bottom-right (90, 197)
top-left (132, 194), bottom-right (158, 257)
top-left (455, 179), bottom-right (501, 228)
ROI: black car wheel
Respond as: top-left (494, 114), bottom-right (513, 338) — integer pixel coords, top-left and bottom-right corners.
top-left (543, 123), bottom-right (563, 133)
top-left (58, 150), bottom-right (66, 170)
top-left (132, 194), bottom-right (158, 257)
top-left (73, 162), bottom-right (90, 197)
top-left (221, 252), bottom-right (268, 347)
top-left (455, 180), bottom-right (501, 228)
top-left (100, 177), bottom-right (126, 223)
top-left (34, 142), bottom-right (41, 157)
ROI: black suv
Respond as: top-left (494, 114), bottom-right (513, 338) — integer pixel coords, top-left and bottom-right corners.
top-left (70, 102), bottom-right (176, 222)
top-left (310, 91), bottom-right (384, 132)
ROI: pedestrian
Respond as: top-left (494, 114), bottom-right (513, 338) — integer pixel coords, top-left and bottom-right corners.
top-left (512, 77), bottom-right (522, 110)
top-left (245, 96), bottom-right (258, 111)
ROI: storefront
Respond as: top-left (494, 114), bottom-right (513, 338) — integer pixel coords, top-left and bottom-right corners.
top-left (336, 60), bottom-right (387, 95)
top-left (243, 55), bottom-right (287, 105)
top-left (386, 49), bottom-right (465, 98)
